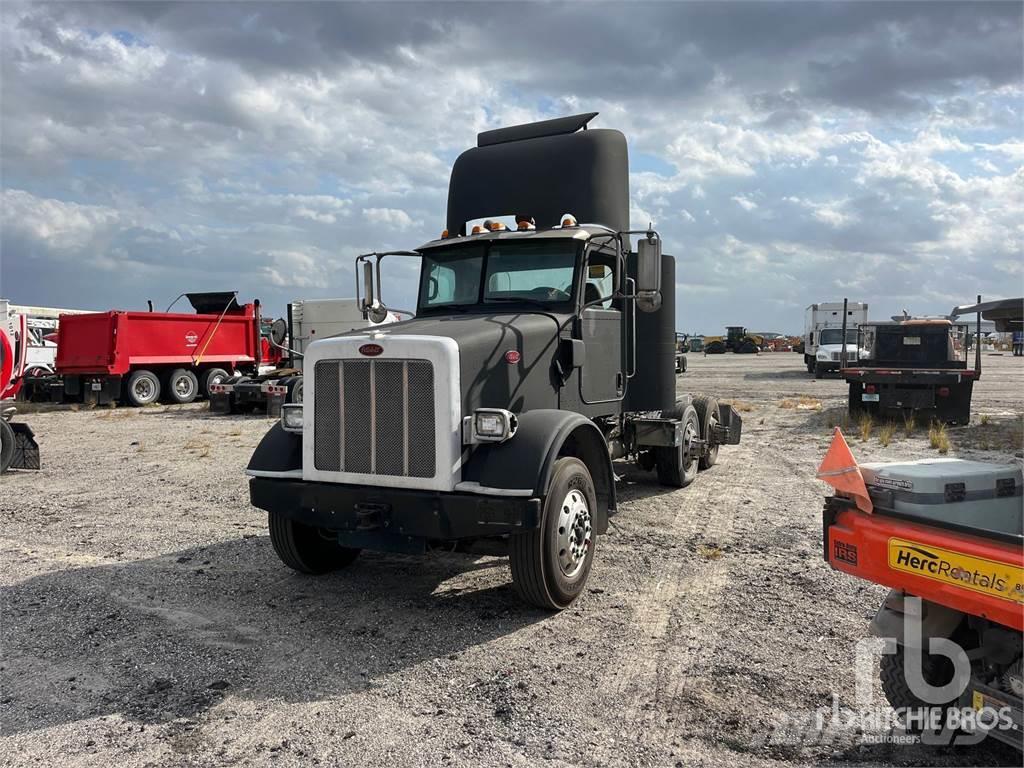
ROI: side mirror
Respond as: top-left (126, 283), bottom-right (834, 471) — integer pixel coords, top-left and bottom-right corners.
top-left (360, 261), bottom-right (375, 317)
top-left (636, 235), bottom-right (662, 313)
top-left (270, 317), bottom-right (288, 346)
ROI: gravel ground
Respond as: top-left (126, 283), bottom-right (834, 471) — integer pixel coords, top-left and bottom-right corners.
top-left (2, 352), bottom-right (1021, 767)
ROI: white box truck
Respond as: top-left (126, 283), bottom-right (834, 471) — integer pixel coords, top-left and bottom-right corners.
top-left (804, 301), bottom-right (868, 378)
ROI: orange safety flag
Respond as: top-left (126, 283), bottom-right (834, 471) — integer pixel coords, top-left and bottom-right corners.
top-left (816, 427), bottom-right (874, 513)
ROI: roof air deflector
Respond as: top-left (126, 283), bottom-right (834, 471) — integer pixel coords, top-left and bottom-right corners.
top-left (477, 112), bottom-right (599, 147)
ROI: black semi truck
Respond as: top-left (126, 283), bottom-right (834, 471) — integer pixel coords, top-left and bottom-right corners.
top-left (246, 113), bottom-right (742, 609)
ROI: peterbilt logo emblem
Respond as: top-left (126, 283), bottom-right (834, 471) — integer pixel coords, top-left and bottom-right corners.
top-left (359, 343), bottom-right (383, 357)
top-left (184, 331), bottom-right (199, 346)
top-left (504, 350), bottom-right (521, 364)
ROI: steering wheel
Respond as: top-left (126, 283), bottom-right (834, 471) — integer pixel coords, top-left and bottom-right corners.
top-left (527, 286), bottom-right (570, 301)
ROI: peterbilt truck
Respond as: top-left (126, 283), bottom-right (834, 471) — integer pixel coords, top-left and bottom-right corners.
top-left (246, 113), bottom-right (742, 609)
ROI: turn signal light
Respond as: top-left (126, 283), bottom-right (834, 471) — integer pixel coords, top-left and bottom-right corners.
top-left (938, 387), bottom-right (950, 397)
top-left (865, 384), bottom-right (876, 394)
top-left (471, 225), bottom-right (484, 234)
top-left (517, 220), bottom-right (535, 230)
top-left (561, 216), bottom-right (577, 227)
top-left (488, 221), bottom-right (506, 231)
top-left (441, 229), bottom-right (449, 238)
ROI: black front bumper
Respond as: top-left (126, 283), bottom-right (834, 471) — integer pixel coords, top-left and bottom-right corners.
top-left (250, 476), bottom-right (541, 552)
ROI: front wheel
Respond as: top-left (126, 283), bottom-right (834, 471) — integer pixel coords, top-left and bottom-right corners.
top-left (509, 457), bottom-right (597, 610)
top-left (268, 511), bottom-right (361, 575)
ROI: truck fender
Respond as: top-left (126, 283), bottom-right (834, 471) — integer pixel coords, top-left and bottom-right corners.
top-left (247, 423), bottom-right (301, 477)
top-left (461, 410), bottom-right (615, 534)
top-left (870, 589), bottom-right (965, 650)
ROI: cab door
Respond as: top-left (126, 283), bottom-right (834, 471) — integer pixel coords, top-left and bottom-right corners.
top-left (578, 255), bottom-right (623, 404)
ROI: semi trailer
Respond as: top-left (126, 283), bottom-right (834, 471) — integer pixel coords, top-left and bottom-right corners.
top-left (246, 112), bottom-right (742, 610)
top-left (52, 292), bottom-right (266, 407)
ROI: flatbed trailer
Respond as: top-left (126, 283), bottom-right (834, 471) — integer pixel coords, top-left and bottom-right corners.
top-left (842, 366), bottom-right (977, 425)
top-left (824, 495), bottom-right (1023, 749)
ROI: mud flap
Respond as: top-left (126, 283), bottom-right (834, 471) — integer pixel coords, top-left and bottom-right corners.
top-left (9, 422), bottom-right (40, 470)
top-left (714, 404), bottom-right (743, 445)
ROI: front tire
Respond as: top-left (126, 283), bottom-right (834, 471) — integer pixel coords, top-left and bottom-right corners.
top-left (509, 457), bottom-right (597, 610)
top-left (268, 511), bottom-right (361, 575)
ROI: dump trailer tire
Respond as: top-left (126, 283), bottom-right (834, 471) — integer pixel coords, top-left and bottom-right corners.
top-left (655, 404), bottom-right (700, 487)
top-left (0, 420), bottom-right (14, 474)
top-left (692, 395), bottom-right (720, 470)
top-left (201, 368), bottom-right (230, 398)
top-left (509, 457), bottom-right (596, 610)
top-left (166, 368), bottom-right (199, 404)
top-left (268, 511), bottom-right (360, 575)
top-left (880, 644), bottom-right (959, 723)
top-left (126, 369), bottom-right (161, 407)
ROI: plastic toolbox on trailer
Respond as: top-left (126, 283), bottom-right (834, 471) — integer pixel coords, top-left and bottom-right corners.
top-left (860, 458), bottom-right (1022, 538)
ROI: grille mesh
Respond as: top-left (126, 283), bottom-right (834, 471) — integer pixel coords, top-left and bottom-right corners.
top-left (314, 359), bottom-right (435, 478)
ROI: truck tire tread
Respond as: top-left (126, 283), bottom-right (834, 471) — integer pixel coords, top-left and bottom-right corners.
top-left (509, 457), bottom-right (596, 610)
top-left (692, 395), bottom-right (719, 470)
top-left (268, 511), bottom-right (360, 575)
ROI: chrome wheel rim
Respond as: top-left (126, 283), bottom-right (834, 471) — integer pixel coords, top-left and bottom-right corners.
top-left (556, 489), bottom-right (592, 578)
top-left (682, 419), bottom-right (699, 470)
top-left (134, 378), bottom-right (153, 400)
top-left (174, 376), bottom-right (194, 398)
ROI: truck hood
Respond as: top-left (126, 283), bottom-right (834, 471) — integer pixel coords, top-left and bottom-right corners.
top-left (328, 311), bottom-right (564, 414)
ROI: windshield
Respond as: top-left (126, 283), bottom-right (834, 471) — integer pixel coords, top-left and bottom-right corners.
top-left (418, 241), bottom-right (579, 310)
top-left (819, 328), bottom-right (859, 345)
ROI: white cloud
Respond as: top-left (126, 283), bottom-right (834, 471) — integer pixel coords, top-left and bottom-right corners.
top-left (731, 195), bottom-right (758, 212)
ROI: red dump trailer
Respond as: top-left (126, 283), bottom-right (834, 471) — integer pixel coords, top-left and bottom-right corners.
top-left (55, 292), bottom-right (264, 406)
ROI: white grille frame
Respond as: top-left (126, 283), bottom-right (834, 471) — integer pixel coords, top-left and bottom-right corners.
top-left (302, 333), bottom-right (462, 491)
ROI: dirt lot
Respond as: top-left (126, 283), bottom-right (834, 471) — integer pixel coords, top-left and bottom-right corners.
top-left (2, 352), bottom-right (1021, 767)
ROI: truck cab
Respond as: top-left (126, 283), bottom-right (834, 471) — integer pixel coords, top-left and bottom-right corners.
top-left (246, 113), bottom-right (742, 609)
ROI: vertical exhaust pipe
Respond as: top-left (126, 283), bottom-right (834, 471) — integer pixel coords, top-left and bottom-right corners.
top-left (975, 294), bottom-right (982, 380)
top-left (839, 297), bottom-right (849, 370)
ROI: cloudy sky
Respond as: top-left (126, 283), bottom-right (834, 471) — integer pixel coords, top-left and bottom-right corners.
top-left (1, 1), bottom-right (1021, 333)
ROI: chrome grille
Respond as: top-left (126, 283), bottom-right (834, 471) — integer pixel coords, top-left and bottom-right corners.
top-left (314, 359), bottom-right (435, 478)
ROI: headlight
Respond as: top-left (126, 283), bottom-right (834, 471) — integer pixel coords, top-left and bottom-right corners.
top-left (465, 408), bottom-right (518, 443)
top-left (281, 403), bottom-right (303, 433)
top-left (817, 352), bottom-right (830, 360)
